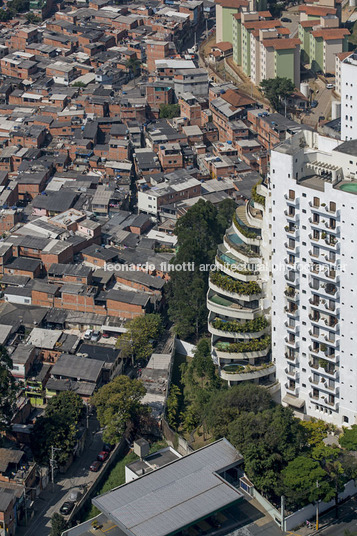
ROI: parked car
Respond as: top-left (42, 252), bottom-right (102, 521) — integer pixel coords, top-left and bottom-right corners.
top-left (68, 489), bottom-right (81, 503)
top-left (103, 443), bottom-right (114, 453)
top-left (89, 460), bottom-right (102, 472)
top-left (97, 451), bottom-right (109, 462)
top-left (91, 330), bottom-right (100, 342)
top-left (60, 502), bottom-right (75, 516)
top-left (281, 17), bottom-right (291, 22)
top-left (84, 329), bottom-right (92, 340)
top-left (326, 84), bottom-right (335, 89)
top-left (310, 100), bottom-right (318, 108)
top-left (102, 332), bottom-right (110, 338)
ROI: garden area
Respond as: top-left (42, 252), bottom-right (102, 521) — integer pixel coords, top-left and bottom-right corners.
top-left (165, 340), bottom-right (357, 513)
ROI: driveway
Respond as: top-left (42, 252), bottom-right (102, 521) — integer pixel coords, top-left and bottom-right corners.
top-left (301, 79), bottom-right (335, 128)
top-left (17, 416), bottom-right (105, 536)
top-left (279, 10), bottom-right (300, 38)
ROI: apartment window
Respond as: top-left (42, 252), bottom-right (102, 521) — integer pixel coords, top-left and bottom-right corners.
top-left (313, 196), bottom-right (320, 208)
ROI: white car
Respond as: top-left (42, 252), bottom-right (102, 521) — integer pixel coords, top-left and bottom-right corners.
top-left (84, 329), bottom-right (93, 340)
top-left (326, 84), bottom-right (335, 89)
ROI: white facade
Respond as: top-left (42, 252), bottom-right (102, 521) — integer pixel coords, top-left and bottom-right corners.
top-left (271, 129), bottom-right (357, 426)
top-left (341, 53), bottom-right (357, 141)
top-left (207, 184), bottom-right (275, 387)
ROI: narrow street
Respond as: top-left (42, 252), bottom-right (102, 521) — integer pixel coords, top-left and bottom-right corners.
top-left (17, 416), bottom-right (104, 536)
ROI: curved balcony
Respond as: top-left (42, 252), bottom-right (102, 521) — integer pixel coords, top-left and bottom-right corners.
top-left (246, 201), bottom-right (264, 229)
top-left (215, 255), bottom-right (258, 281)
top-left (223, 236), bottom-right (261, 264)
top-left (209, 272), bottom-right (262, 302)
top-left (214, 337), bottom-right (271, 360)
top-left (233, 206), bottom-right (261, 246)
top-left (207, 293), bottom-right (260, 319)
top-left (220, 363), bottom-right (275, 383)
top-left (208, 316), bottom-right (269, 340)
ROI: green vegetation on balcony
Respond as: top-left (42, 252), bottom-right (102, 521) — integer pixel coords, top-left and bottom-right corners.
top-left (222, 362), bottom-right (273, 374)
top-left (251, 181), bottom-right (265, 207)
top-left (212, 316), bottom-right (269, 333)
top-left (233, 212), bottom-right (260, 239)
top-left (215, 256), bottom-right (255, 276)
top-left (210, 271), bottom-right (261, 295)
top-left (216, 336), bottom-right (271, 353)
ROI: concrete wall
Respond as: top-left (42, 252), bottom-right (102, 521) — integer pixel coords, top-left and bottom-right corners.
top-left (175, 339), bottom-right (197, 357)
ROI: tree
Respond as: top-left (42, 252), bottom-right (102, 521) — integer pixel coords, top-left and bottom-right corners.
top-left (166, 384), bottom-right (181, 429)
top-left (45, 391), bottom-right (85, 423)
top-left (301, 419), bottom-right (330, 448)
top-left (159, 104), bottom-right (180, 119)
top-left (91, 376), bottom-right (146, 444)
top-left (72, 81), bottom-right (85, 88)
top-left (282, 457), bottom-right (334, 509)
top-left (31, 413), bottom-right (78, 466)
top-left (26, 12), bottom-right (40, 23)
top-left (205, 383), bottom-right (272, 439)
top-left (126, 57), bottom-right (141, 76)
top-left (228, 405), bottom-right (308, 501)
top-left (340, 425), bottom-right (357, 451)
top-left (50, 513), bottom-right (67, 536)
top-left (31, 392), bottom-right (84, 466)
top-left (260, 77), bottom-right (295, 112)
top-left (116, 314), bottom-right (163, 362)
top-left (167, 198), bottom-right (236, 340)
top-left (0, 346), bottom-right (17, 436)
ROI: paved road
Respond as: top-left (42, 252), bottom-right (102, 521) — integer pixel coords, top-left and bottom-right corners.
top-left (18, 416), bottom-right (104, 536)
top-left (301, 79), bottom-right (334, 128)
top-left (280, 10), bottom-right (300, 38)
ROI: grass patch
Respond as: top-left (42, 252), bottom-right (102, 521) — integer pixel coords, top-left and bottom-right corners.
top-left (85, 440), bottom-right (168, 520)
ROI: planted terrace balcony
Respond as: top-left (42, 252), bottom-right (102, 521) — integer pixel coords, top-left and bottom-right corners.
top-left (215, 253), bottom-right (258, 281)
top-left (214, 336), bottom-right (271, 360)
top-left (233, 206), bottom-right (261, 245)
top-left (207, 293), bottom-right (260, 319)
top-left (310, 357), bottom-right (338, 377)
top-left (220, 362), bottom-right (275, 383)
top-left (285, 286), bottom-right (298, 301)
top-left (284, 302), bottom-right (298, 316)
top-left (209, 271), bottom-right (262, 301)
top-left (222, 235), bottom-right (261, 264)
top-left (251, 181), bottom-right (265, 209)
top-left (209, 316), bottom-right (269, 339)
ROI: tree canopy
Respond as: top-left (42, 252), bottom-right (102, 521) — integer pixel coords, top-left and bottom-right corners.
top-left (50, 513), bottom-right (67, 536)
top-left (340, 425), bottom-right (357, 451)
top-left (159, 104), bottom-right (180, 119)
top-left (91, 375), bottom-right (146, 444)
top-left (31, 392), bottom-right (84, 466)
top-left (167, 198), bottom-right (236, 340)
top-left (260, 77), bottom-right (295, 112)
top-left (116, 313), bottom-right (163, 362)
top-left (0, 346), bottom-right (17, 437)
top-left (282, 457), bottom-right (334, 509)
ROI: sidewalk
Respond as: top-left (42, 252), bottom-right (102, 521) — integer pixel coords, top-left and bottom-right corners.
top-left (288, 496), bottom-right (357, 535)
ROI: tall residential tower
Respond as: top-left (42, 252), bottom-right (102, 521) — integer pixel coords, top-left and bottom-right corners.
top-left (271, 130), bottom-right (357, 426)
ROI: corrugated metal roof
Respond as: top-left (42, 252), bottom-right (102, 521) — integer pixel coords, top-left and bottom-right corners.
top-left (93, 439), bottom-right (243, 536)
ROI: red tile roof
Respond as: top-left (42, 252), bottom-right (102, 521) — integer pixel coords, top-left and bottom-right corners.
top-left (215, 0), bottom-right (248, 7)
top-left (298, 5), bottom-right (336, 15)
top-left (311, 28), bottom-right (349, 40)
top-left (262, 37), bottom-right (301, 49)
top-left (213, 41), bottom-right (234, 51)
top-left (299, 20), bottom-right (321, 28)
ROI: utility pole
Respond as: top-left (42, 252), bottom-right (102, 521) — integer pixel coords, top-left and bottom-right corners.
top-left (316, 480), bottom-right (319, 530)
top-left (50, 446), bottom-right (61, 492)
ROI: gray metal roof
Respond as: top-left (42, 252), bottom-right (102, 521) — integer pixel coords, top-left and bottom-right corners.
top-left (93, 439), bottom-right (243, 536)
top-left (51, 354), bottom-right (104, 383)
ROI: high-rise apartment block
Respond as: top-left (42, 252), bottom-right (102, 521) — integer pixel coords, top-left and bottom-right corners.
top-left (340, 52), bottom-right (357, 142)
top-left (270, 130), bottom-right (357, 426)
